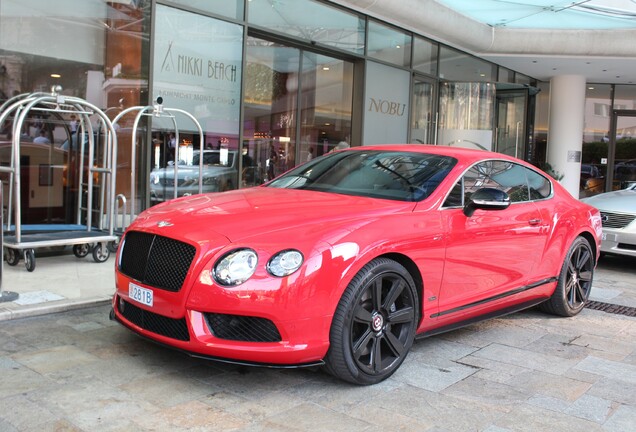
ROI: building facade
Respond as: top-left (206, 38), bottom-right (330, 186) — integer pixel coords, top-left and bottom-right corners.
top-left (1, 0), bottom-right (635, 227)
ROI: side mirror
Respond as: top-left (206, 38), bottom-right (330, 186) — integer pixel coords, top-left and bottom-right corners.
top-left (463, 187), bottom-right (511, 217)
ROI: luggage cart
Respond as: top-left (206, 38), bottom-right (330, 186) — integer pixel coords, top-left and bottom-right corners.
top-left (110, 97), bottom-right (204, 239)
top-left (0, 87), bottom-right (118, 271)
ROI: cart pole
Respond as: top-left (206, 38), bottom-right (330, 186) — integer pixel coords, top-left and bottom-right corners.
top-left (0, 180), bottom-right (19, 302)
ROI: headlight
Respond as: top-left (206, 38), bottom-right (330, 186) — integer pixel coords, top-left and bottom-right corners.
top-left (213, 249), bottom-right (258, 286)
top-left (150, 174), bottom-right (159, 184)
top-left (202, 176), bottom-right (219, 185)
top-left (267, 249), bottom-right (303, 277)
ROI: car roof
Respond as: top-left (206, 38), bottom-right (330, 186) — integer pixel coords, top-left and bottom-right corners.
top-left (350, 144), bottom-right (523, 165)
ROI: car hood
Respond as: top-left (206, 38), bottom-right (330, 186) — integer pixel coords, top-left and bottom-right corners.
top-left (582, 188), bottom-right (636, 213)
top-left (133, 187), bottom-right (416, 243)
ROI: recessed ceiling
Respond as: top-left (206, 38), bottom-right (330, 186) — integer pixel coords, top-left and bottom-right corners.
top-left (435, 0), bottom-right (636, 29)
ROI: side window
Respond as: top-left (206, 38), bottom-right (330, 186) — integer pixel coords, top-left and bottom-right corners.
top-left (526, 168), bottom-right (552, 200)
top-left (460, 160), bottom-right (536, 204)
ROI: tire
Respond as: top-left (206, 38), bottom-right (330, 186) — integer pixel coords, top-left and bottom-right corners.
top-left (24, 249), bottom-right (36, 272)
top-left (324, 258), bottom-right (419, 385)
top-left (73, 243), bottom-right (91, 258)
top-left (5, 248), bottom-right (19, 266)
top-left (108, 239), bottom-right (119, 254)
top-left (539, 236), bottom-right (594, 317)
top-left (92, 243), bottom-right (111, 263)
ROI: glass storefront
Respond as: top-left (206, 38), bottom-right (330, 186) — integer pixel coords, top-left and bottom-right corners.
top-left (0, 0), bottom-right (150, 224)
top-left (0, 0), bottom-right (567, 228)
top-left (242, 37), bottom-right (354, 185)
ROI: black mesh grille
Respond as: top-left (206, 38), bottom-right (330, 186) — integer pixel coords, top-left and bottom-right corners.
top-left (205, 313), bottom-right (282, 342)
top-left (119, 298), bottom-right (190, 341)
top-left (119, 231), bottom-right (196, 292)
top-left (600, 211), bottom-right (636, 229)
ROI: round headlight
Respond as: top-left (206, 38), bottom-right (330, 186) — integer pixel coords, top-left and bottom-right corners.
top-left (213, 249), bottom-right (258, 286)
top-left (267, 249), bottom-right (303, 277)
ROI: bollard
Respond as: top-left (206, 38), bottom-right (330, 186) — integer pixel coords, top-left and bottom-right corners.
top-left (0, 180), bottom-right (19, 302)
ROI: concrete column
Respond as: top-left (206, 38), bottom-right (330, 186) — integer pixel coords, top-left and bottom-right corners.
top-left (547, 75), bottom-right (586, 198)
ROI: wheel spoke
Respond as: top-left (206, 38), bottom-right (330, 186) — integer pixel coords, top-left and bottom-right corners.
top-left (354, 307), bottom-right (373, 324)
top-left (384, 329), bottom-right (406, 358)
top-left (382, 278), bottom-right (405, 311)
top-left (575, 247), bottom-right (591, 270)
top-left (575, 283), bottom-right (587, 304)
top-left (371, 279), bottom-right (383, 311)
top-left (579, 270), bottom-right (593, 283)
top-left (388, 305), bottom-right (414, 324)
top-left (371, 338), bottom-right (382, 372)
top-left (352, 328), bottom-right (373, 359)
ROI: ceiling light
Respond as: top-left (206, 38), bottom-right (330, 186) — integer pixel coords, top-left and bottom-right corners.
top-left (50, 73), bottom-right (61, 78)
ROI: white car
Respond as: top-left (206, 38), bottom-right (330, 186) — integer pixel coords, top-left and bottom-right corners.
top-left (150, 150), bottom-right (237, 202)
top-left (582, 184), bottom-right (636, 257)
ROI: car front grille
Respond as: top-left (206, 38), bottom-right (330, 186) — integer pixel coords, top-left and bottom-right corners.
top-left (204, 313), bottom-right (282, 342)
top-left (600, 211), bottom-right (636, 229)
top-left (119, 231), bottom-right (196, 292)
top-left (118, 297), bottom-right (190, 341)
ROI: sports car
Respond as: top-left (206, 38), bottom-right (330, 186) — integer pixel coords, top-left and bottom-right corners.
top-left (111, 145), bottom-right (602, 385)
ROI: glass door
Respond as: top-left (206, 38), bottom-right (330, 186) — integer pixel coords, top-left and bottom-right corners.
top-left (410, 76), bottom-right (436, 144)
top-left (495, 88), bottom-right (528, 158)
top-left (607, 110), bottom-right (636, 190)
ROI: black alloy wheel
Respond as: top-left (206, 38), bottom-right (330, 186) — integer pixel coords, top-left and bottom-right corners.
top-left (540, 236), bottom-right (594, 317)
top-left (325, 258), bottom-right (419, 385)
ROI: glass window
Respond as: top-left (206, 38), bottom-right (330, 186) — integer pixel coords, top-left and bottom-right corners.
top-left (166, 0), bottom-right (243, 20)
top-left (267, 150), bottom-right (457, 202)
top-left (498, 67), bottom-right (514, 83)
top-left (248, 0), bottom-right (364, 54)
top-left (0, 0), bottom-right (150, 224)
top-left (413, 37), bottom-right (438, 76)
top-left (462, 160), bottom-right (549, 203)
top-left (439, 46), bottom-right (496, 82)
top-left (438, 82), bottom-right (495, 150)
top-left (242, 37), bottom-right (354, 186)
top-left (515, 73), bottom-right (532, 85)
top-left (299, 52), bottom-right (353, 163)
top-left (150, 5), bottom-right (244, 199)
top-left (581, 84), bottom-right (612, 197)
top-left (367, 20), bottom-right (411, 67)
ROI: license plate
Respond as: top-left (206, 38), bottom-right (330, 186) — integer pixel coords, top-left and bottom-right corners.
top-left (602, 233), bottom-right (616, 242)
top-left (129, 282), bottom-right (153, 307)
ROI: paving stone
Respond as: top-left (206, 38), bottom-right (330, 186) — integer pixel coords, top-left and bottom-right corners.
top-left (441, 376), bottom-right (529, 409)
top-left (493, 403), bottom-right (604, 432)
top-left (573, 356), bottom-right (636, 384)
top-left (265, 402), bottom-right (371, 432)
top-left (470, 343), bottom-right (579, 375)
top-left (528, 394), bottom-right (612, 423)
top-left (0, 394), bottom-right (61, 430)
top-left (136, 400), bottom-right (249, 431)
top-left (587, 378), bottom-right (636, 406)
top-left (391, 356), bottom-right (479, 392)
top-left (505, 370), bottom-right (592, 401)
top-left (11, 345), bottom-right (99, 374)
top-left (601, 404), bottom-right (636, 432)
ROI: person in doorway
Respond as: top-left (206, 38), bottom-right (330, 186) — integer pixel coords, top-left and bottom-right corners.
top-left (69, 114), bottom-right (78, 134)
top-left (307, 146), bottom-right (314, 161)
top-left (33, 129), bottom-right (50, 144)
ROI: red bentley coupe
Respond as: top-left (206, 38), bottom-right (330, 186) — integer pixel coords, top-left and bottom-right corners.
top-left (111, 145), bottom-right (602, 385)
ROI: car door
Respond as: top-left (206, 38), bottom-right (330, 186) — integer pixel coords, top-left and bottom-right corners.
top-left (436, 160), bottom-right (549, 322)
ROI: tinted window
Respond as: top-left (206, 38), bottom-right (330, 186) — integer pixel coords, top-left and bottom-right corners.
top-left (444, 160), bottom-right (551, 206)
top-left (267, 151), bottom-right (457, 202)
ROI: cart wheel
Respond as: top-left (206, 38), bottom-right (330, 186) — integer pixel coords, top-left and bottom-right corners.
top-left (73, 243), bottom-right (91, 258)
top-left (92, 243), bottom-right (111, 263)
top-left (24, 249), bottom-right (36, 272)
top-left (5, 248), bottom-right (20, 266)
top-left (108, 239), bottom-right (119, 254)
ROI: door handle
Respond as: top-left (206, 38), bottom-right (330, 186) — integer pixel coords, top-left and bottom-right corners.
top-left (528, 218), bottom-right (541, 225)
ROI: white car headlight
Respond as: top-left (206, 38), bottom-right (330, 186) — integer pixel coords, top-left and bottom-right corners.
top-left (267, 249), bottom-right (303, 277)
top-left (213, 249), bottom-right (258, 286)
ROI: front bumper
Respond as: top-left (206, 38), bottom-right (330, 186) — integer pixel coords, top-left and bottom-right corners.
top-left (600, 228), bottom-right (636, 257)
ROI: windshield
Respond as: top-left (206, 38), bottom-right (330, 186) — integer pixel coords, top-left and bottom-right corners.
top-left (267, 150), bottom-right (457, 201)
top-left (191, 151), bottom-right (234, 167)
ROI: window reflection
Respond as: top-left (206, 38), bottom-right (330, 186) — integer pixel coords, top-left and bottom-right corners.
top-left (243, 37), bottom-right (353, 186)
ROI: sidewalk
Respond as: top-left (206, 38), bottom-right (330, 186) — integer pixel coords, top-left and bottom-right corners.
top-left (0, 248), bottom-right (115, 321)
